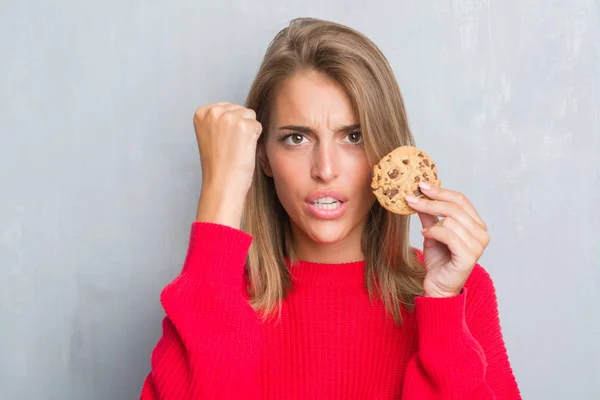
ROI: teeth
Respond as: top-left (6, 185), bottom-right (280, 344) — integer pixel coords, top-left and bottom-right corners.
top-left (312, 196), bottom-right (340, 204)
top-left (314, 202), bottom-right (341, 210)
top-left (311, 197), bottom-right (342, 209)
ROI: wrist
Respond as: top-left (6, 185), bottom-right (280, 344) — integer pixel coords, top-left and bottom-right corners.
top-left (423, 288), bottom-right (463, 298)
top-left (196, 184), bottom-right (246, 230)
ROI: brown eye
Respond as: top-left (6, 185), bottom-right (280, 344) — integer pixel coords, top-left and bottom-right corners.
top-left (280, 133), bottom-right (306, 145)
top-left (291, 134), bottom-right (304, 144)
top-left (346, 131), bottom-right (362, 144)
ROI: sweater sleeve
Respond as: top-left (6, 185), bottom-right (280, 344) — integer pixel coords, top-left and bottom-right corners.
top-left (401, 264), bottom-right (521, 399)
top-left (139, 222), bottom-right (263, 400)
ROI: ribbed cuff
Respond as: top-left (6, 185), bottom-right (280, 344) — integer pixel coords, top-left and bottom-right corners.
top-left (414, 288), bottom-right (469, 352)
top-left (181, 222), bottom-right (253, 290)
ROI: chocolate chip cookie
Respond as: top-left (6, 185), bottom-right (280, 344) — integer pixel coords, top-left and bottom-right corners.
top-left (370, 146), bottom-right (441, 215)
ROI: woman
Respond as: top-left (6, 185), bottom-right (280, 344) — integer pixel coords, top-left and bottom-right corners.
top-left (140, 17), bottom-right (521, 399)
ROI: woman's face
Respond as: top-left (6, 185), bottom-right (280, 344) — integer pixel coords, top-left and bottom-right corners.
top-left (260, 70), bottom-right (375, 254)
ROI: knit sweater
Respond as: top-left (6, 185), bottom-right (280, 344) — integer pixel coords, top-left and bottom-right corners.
top-left (140, 222), bottom-right (521, 399)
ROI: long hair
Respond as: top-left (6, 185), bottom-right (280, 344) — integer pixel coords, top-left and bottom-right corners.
top-left (242, 17), bottom-right (425, 324)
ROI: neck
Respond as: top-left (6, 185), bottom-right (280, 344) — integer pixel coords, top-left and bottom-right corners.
top-left (289, 221), bottom-right (365, 264)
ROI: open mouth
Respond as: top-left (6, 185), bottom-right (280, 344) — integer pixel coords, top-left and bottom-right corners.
top-left (310, 197), bottom-right (343, 210)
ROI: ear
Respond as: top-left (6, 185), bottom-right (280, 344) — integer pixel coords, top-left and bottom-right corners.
top-left (257, 140), bottom-right (273, 177)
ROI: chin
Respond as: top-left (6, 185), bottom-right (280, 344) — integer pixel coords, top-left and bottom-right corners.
top-left (303, 220), bottom-right (350, 244)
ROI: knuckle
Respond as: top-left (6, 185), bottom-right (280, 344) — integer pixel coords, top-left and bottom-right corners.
top-left (421, 198), bottom-right (432, 209)
top-left (244, 118), bottom-right (260, 130)
top-left (207, 106), bottom-right (221, 119)
top-left (236, 116), bottom-right (250, 129)
top-left (456, 193), bottom-right (468, 207)
top-left (246, 108), bottom-right (257, 119)
top-left (223, 111), bottom-right (237, 124)
top-left (450, 228), bottom-right (461, 240)
top-left (449, 203), bottom-right (461, 216)
top-left (194, 106), bottom-right (206, 120)
top-left (252, 120), bottom-right (263, 133)
top-left (483, 232), bottom-right (491, 246)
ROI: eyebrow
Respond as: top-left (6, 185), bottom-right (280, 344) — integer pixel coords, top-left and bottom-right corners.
top-left (278, 124), bottom-right (361, 134)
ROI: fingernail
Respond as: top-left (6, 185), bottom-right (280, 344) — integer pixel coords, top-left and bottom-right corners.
top-left (419, 181), bottom-right (432, 191)
top-left (405, 195), bottom-right (419, 204)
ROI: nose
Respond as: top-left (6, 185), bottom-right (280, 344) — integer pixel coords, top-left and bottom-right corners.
top-left (311, 141), bottom-right (339, 183)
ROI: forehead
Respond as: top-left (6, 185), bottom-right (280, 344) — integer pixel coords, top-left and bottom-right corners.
top-left (271, 71), bottom-right (356, 127)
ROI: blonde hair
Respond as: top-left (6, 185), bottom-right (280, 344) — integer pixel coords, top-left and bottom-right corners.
top-left (242, 17), bottom-right (425, 324)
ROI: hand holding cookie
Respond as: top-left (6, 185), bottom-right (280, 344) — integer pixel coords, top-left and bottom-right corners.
top-left (406, 183), bottom-right (490, 298)
top-left (371, 146), bottom-right (490, 298)
top-left (193, 102), bottom-right (262, 228)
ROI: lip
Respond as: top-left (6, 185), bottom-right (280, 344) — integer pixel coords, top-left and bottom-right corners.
top-left (305, 190), bottom-right (348, 203)
top-left (305, 190), bottom-right (348, 220)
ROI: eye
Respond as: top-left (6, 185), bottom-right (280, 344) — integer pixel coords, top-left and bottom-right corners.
top-left (280, 133), bottom-right (307, 145)
top-left (344, 131), bottom-right (363, 145)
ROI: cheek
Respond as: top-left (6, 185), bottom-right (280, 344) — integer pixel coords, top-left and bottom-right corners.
top-left (270, 152), bottom-right (301, 185)
top-left (347, 153), bottom-right (373, 187)
top-left (267, 150), bottom-right (306, 208)
top-left (348, 154), bottom-right (376, 209)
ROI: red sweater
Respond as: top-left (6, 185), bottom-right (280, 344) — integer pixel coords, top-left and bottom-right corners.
top-left (140, 222), bottom-right (521, 399)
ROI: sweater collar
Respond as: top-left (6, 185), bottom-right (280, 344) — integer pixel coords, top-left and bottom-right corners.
top-left (286, 258), bottom-right (367, 289)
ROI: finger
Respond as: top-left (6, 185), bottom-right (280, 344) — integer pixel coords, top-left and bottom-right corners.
top-left (220, 103), bottom-right (244, 112)
top-left (406, 195), bottom-right (487, 245)
top-left (249, 119), bottom-right (264, 137)
top-left (417, 212), bottom-right (439, 231)
top-left (230, 107), bottom-right (257, 121)
top-left (200, 103), bottom-right (242, 120)
top-left (422, 225), bottom-right (475, 267)
top-left (417, 182), bottom-right (487, 231)
top-left (437, 217), bottom-right (484, 256)
top-left (197, 102), bottom-right (231, 117)
top-left (230, 115), bottom-right (262, 137)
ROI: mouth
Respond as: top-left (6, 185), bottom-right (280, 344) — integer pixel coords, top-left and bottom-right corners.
top-left (305, 191), bottom-right (348, 219)
top-left (309, 197), bottom-right (344, 210)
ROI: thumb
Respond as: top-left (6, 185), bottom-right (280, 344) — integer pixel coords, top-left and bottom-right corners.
top-left (418, 213), bottom-right (440, 249)
top-left (418, 212), bottom-right (439, 231)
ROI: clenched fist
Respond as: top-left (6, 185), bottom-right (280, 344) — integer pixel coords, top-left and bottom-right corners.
top-left (193, 102), bottom-right (263, 229)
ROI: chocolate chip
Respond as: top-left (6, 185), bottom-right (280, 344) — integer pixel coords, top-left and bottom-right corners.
top-left (402, 159), bottom-right (409, 165)
top-left (423, 172), bottom-right (429, 177)
top-left (387, 188), bottom-right (399, 199)
top-left (423, 159), bottom-right (430, 167)
top-left (413, 188), bottom-right (423, 196)
top-left (387, 169), bottom-right (399, 179)
top-left (425, 177), bottom-right (430, 181)
top-left (418, 152), bottom-right (424, 157)
top-left (433, 172), bottom-right (438, 179)
top-left (414, 176), bottom-right (421, 182)
top-left (431, 164), bottom-right (435, 169)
